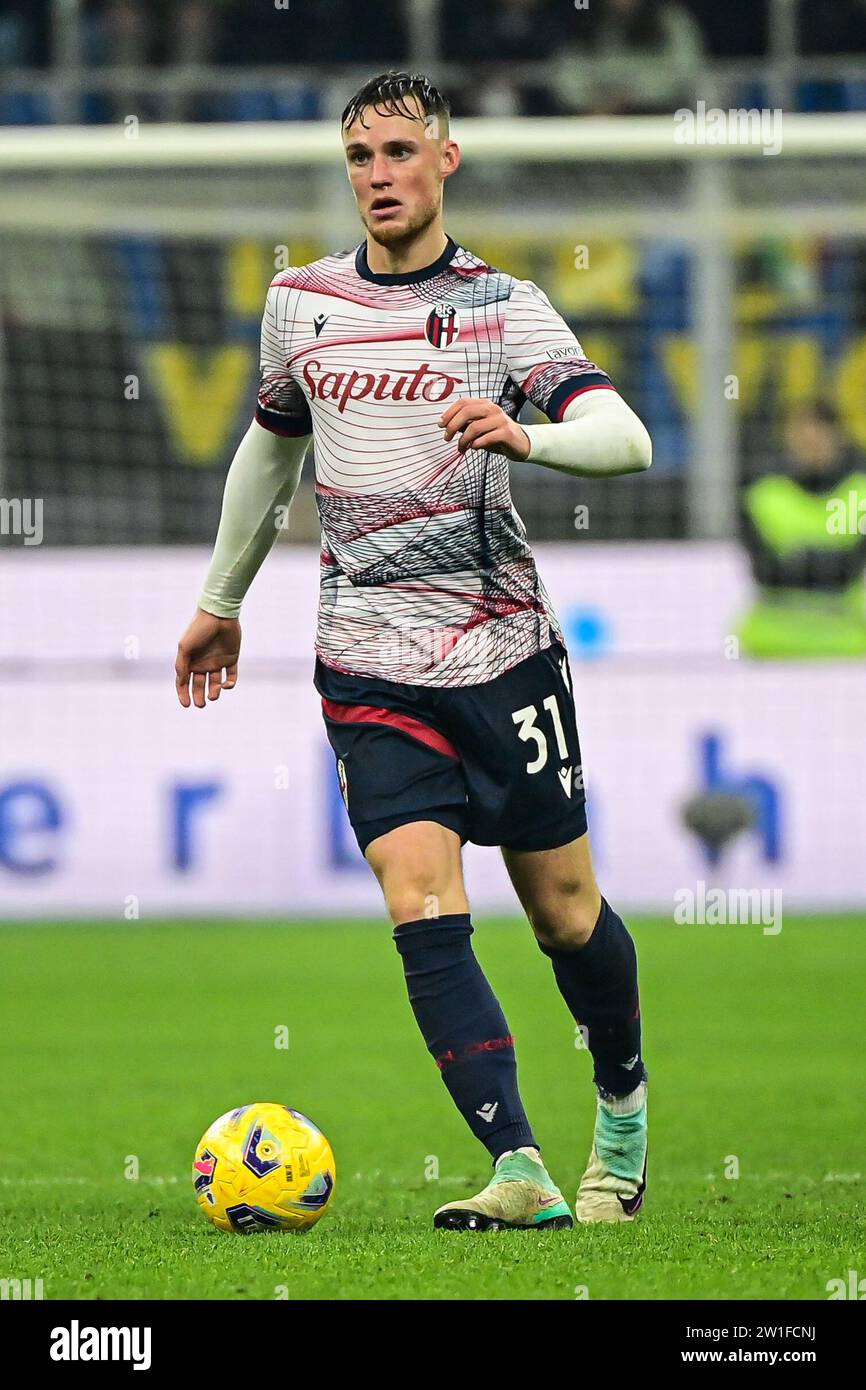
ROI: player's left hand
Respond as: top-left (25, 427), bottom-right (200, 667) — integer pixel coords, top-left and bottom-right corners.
top-left (439, 399), bottom-right (531, 462)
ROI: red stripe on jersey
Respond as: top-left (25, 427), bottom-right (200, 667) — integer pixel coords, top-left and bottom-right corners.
top-left (554, 382), bottom-right (617, 420)
top-left (521, 360), bottom-right (554, 396)
top-left (321, 698), bottom-right (460, 760)
top-left (286, 322), bottom-right (490, 372)
top-left (465, 593), bottom-right (544, 626)
top-left (269, 279), bottom-right (390, 310)
top-left (287, 328), bottom-right (427, 370)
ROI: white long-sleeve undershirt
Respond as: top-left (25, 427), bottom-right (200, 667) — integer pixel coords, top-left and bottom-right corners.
top-left (521, 388), bottom-right (652, 477)
top-left (198, 418), bottom-right (308, 619)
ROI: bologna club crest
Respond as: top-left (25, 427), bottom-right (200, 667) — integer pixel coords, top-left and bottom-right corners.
top-left (424, 302), bottom-right (461, 349)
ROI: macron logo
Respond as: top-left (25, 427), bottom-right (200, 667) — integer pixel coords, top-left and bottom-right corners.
top-left (313, 313), bottom-right (329, 337)
top-left (50, 1321), bottom-right (152, 1371)
top-left (476, 1102), bottom-right (499, 1124)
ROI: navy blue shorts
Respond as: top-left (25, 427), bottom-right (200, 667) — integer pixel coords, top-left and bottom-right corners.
top-left (316, 641), bottom-right (587, 856)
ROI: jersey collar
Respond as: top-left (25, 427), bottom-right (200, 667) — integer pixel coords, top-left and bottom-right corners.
top-left (355, 235), bottom-right (458, 285)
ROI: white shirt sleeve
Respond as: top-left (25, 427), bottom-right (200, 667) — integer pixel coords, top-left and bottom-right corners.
top-left (503, 278), bottom-right (617, 421)
top-left (502, 278), bottom-right (651, 476)
top-left (255, 280), bottom-right (314, 439)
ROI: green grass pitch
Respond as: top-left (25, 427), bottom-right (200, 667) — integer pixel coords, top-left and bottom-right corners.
top-left (1, 915), bottom-right (864, 1301)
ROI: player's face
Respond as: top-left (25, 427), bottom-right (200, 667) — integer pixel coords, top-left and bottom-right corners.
top-left (785, 414), bottom-right (840, 471)
top-left (342, 103), bottom-right (459, 249)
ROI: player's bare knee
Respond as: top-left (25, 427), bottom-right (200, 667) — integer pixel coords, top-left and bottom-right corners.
top-left (365, 863), bottom-right (450, 926)
top-left (530, 883), bottom-right (601, 949)
top-left (387, 895), bottom-right (431, 927)
top-left (383, 872), bottom-right (457, 927)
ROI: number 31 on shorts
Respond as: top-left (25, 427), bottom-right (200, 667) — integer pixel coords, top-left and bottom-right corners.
top-left (511, 695), bottom-right (569, 774)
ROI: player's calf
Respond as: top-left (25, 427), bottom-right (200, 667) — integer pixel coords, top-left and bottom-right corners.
top-left (537, 897), bottom-right (644, 1098)
top-left (393, 913), bottom-right (539, 1161)
top-left (532, 891), bottom-right (649, 1221)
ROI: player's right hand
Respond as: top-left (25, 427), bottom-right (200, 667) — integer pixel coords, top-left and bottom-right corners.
top-left (175, 609), bottom-right (241, 709)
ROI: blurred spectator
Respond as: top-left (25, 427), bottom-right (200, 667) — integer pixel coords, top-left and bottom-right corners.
top-left (0, 1), bottom-right (53, 121)
top-left (168, 0), bottom-right (222, 67)
top-left (317, 0), bottom-right (408, 64)
top-left (83, 1), bottom-right (162, 122)
top-left (0, 2), bottom-right (48, 67)
top-left (551, 0), bottom-right (705, 115)
top-left (84, 0), bottom-right (149, 66)
top-left (82, 1), bottom-right (270, 121)
top-left (163, 1), bottom-right (225, 120)
top-left (797, 0), bottom-right (866, 109)
top-left (442, 0), bottom-right (558, 63)
top-left (84, 0), bottom-right (232, 66)
top-left (483, 0), bottom-right (559, 60)
top-left (736, 401), bottom-right (866, 659)
top-left (442, 0), bottom-right (559, 114)
top-left (0, 0), bottom-right (52, 123)
top-left (7, 0), bottom-right (866, 127)
top-left (217, 0), bottom-right (408, 66)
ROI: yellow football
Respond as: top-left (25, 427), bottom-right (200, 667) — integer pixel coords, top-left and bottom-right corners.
top-left (193, 1103), bottom-right (335, 1234)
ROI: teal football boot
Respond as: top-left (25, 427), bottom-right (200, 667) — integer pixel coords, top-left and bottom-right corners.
top-left (575, 1078), bottom-right (647, 1223)
top-left (434, 1147), bottom-right (573, 1231)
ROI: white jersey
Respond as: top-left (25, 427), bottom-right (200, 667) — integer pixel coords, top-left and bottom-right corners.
top-left (256, 237), bottom-right (615, 687)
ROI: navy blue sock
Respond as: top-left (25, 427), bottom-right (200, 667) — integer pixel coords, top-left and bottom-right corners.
top-left (538, 898), bottom-right (644, 1097)
top-left (393, 913), bottom-right (537, 1162)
